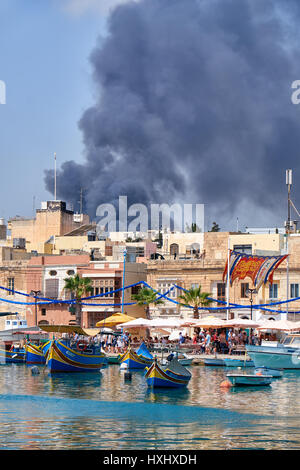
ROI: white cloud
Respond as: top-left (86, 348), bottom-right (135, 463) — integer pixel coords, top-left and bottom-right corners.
top-left (62, 0), bottom-right (139, 17)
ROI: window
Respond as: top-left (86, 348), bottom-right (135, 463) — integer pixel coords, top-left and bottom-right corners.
top-left (45, 279), bottom-right (59, 299)
top-left (131, 285), bottom-right (141, 296)
top-left (67, 270), bottom-right (75, 276)
top-left (41, 308), bottom-right (46, 316)
top-left (49, 270), bottom-right (57, 276)
top-left (241, 283), bottom-right (249, 298)
top-left (191, 283), bottom-right (199, 290)
top-left (233, 244), bottom-right (252, 255)
top-left (290, 283), bottom-right (299, 298)
top-left (8, 278), bottom-right (14, 295)
top-left (217, 283), bottom-right (226, 301)
top-left (269, 284), bottom-right (278, 299)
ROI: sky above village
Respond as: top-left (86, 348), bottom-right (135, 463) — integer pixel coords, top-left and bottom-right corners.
top-left (1, 0), bottom-right (300, 232)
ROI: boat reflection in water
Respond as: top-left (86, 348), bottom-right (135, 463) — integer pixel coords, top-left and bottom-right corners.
top-left (247, 334), bottom-right (300, 369)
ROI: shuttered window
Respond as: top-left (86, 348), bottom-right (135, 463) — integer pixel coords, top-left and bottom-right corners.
top-left (45, 279), bottom-right (59, 299)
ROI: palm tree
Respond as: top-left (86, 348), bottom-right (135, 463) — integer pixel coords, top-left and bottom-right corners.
top-left (132, 287), bottom-right (164, 319)
top-left (178, 286), bottom-right (212, 319)
top-left (64, 274), bottom-right (93, 327)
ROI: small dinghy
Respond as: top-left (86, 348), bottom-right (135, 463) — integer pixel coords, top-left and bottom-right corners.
top-left (204, 358), bottom-right (225, 366)
top-left (226, 373), bottom-right (272, 386)
top-left (224, 358), bottom-right (254, 367)
top-left (145, 357), bottom-right (192, 388)
top-left (254, 367), bottom-right (283, 378)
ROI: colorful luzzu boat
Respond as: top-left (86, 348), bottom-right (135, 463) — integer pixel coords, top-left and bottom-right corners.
top-left (0, 344), bottom-right (25, 363)
top-left (226, 373), bottom-right (272, 386)
top-left (46, 339), bottom-right (108, 373)
top-left (119, 342), bottom-right (153, 369)
top-left (145, 358), bottom-right (192, 388)
top-left (25, 342), bottom-right (47, 364)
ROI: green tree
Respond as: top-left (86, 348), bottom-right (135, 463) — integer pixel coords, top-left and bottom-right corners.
top-left (132, 287), bottom-right (164, 319)
top-left (178, 286), bottom-right (212, 319)
top-left (64, 274), bottom-right (93, 327)
top-left (210, 222), bottom-right (220, 232)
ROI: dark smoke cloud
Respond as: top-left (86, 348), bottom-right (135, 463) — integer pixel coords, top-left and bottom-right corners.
top-left (45, 0), bottom-right (300, 229)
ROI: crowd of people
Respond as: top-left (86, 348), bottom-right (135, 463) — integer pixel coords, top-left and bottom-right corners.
top-left (70, 327), bottom-right (276, 356)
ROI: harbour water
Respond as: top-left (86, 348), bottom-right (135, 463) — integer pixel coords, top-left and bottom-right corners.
top-left (0, 362), bottom-right (299, 450)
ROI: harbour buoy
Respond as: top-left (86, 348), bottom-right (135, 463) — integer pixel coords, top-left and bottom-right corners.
top-left (31, 366), bottom-right (40, 375)
top-left (220, 380), bottom-right (232, 388)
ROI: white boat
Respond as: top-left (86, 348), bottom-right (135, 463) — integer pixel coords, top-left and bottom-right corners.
top-left (161, 351), bottom-right (193, 367)
top-left (246, 334), bottom-right (300, 369)
top-left (226, 373), bottom-right (272, 386)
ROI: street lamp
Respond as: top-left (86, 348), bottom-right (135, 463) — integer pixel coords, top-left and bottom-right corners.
top-left (245, 288), bottom-right (258, 321)
top-left (30, 290), bottom-right (42, 326)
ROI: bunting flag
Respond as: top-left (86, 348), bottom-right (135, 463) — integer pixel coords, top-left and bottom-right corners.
top-left (223, 250), bottom-right (288, 288)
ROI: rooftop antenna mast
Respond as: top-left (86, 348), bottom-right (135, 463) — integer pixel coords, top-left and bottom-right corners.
top-left (54, 152), bottom-right (57, 201)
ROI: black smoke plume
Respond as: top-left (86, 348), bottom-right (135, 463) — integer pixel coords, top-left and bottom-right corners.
top-left (44, 0), bottom-right (300, 230)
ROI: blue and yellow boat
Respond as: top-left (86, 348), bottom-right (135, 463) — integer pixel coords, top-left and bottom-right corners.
top-left (145, 358), bottom-right (192, 388)
top-left (0, 344), bottom-right (25, 363)
top-left (46, 339), bottom-right (107, 373)
top-left (119, 342), bottom-right (153, 369)
top-left (25, 342), bottom-right (47, 364)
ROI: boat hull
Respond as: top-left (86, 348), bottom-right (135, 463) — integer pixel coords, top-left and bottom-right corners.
top-left (254, 367), bottom-right (283, 378)
top-left (46, 340), bottom-right (107, 373)
top-left (0, 347), bottom-right (25, 363)
top-left (145, 362), bottom-right (191, 388)
top-left (25, 343), bottom-right (45, 364)
top-left (119, 349), bottom-right (153, 369)
top-left (227, 374), bottom-right (272, 386)
top-left (204, 358), bottom-right (225, 366)
top-left (247, 345), bottom-right (300, 369)
top-left (224, 358), bottom-right (254, 367)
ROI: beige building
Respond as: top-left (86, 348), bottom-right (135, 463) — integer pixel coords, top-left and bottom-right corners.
top-left (8, 200), bottom-right (90, 253)
top-left (147, 231), bottom-right (300, 322)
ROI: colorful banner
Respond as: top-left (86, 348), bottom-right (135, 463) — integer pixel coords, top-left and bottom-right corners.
top-left (223, 250), bottom-right (288, 288)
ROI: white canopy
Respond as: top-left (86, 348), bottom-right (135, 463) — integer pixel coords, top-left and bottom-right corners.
top-left (225, 318), bottom-right (261, 328)
top-left (147, 318), bottom-right (183, 329)
top-left (256, 319), bottom-right (300, 331)
top-left (193, 316), bottom-right (228, 328)
top-left (116, 318), bottom-right (151, 329)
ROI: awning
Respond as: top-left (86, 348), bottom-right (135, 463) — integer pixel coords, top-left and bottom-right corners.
top-left (12, 330), bottom-right (48, 335)
top-left (39, 325), bottom-right (100, 336)
top-left (96, 313), bottom-right (136, 328)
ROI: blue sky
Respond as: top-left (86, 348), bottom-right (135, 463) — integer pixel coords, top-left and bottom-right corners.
top-left (0, 0), bottom-right (116, 220)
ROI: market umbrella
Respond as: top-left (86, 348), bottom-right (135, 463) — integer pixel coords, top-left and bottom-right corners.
top-left (256, 319), bottom-right (300, 331)
top-left (192, 316), bottom-right (228, 328)
top-left (147, 318), bottom-right (183, 329)
top-left (95, 313), bottom-right (136, 328)
top-left (224, 318), bottom-right (261, 328)
top-left (116, 318), bottom-right (151, 329)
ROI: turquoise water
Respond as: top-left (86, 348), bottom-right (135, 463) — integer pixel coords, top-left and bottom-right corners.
top-left (0, 363), bottom-right (299, 449)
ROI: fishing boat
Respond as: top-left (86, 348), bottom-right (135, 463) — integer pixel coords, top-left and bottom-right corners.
top-left (224, 357), bottom-right (254, 367)
top-left (25, 342), bottom-right (47, 364)
top-left (46, 339), bottom-right (107, 373)
top-left (119, 342), bottom-right (153, 369)
top-left (161, 351), bottom-right (193, 367)
top-left (40, 325), bottom-right (108, 373)
top-left (254, 367), bottom-right (283, 378)
top-left (226, 373), bottom-right (272, 386)
top-left (0, 343), bottom-right (25, 363)
top-left (145, 357), bottom-right (192, 388)
top-left (246, 334), bottom-right (300, 369)
top-left (204, 358), bottom-right (225, 366)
